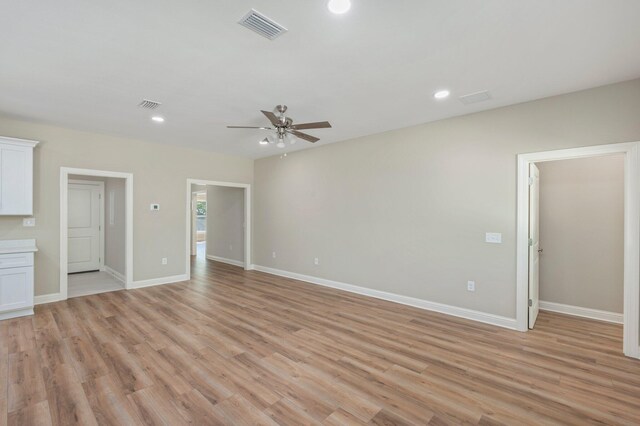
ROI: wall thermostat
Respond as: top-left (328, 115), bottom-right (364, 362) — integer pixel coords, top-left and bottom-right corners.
top-left (150, 204), bottom-right (160, 211)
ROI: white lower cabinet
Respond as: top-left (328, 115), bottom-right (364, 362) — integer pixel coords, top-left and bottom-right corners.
top-left (0, 240), bottom-right (37, 320)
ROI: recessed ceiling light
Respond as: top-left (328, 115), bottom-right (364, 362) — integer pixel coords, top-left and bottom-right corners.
top-left (259, 138), bottom-right (269, 145)
top-left (434, 90), bottom-right (450, 100)
top-left (328, 0), bottom-right (351, 14)
top-left (151, 116), bottom-right (165, 123)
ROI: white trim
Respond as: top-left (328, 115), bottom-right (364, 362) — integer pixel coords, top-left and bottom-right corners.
top-left (185, 179), bottom-right (252, 280)
top-left (0, 136), bottom-right (39, 148)
top-left (129, 274), bottom-right (189, 290)
top-left (68, 179), bottom-right (105, 272)
top-left (34, 292), bottom-right (63, 305)
top-left (191, 192), bottom-right (198, 255)
top-left (206, 255), bottom-right (245, 267)
top-left (539, 301), bottom-right (623, 324)
top-left (517, 142), bottom-right (640, 359)
top-left (104, 266), bottom-right (126, 284)
top-left (60, 168), bottom-right (134, 301)
top-left (0, 308), bottom-right (34, 320)
top-left (253, 265), bottom-right (518, 330)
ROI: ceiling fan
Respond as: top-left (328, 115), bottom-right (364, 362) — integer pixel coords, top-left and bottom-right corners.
top-left (227, 105), bottom-right (331, 148)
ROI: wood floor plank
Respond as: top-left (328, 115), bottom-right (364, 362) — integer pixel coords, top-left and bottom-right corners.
top-left (210, 394), bottom-right (278, 426)
top-left (6, 400), bottom-right (52, 426)
top-left (1, 258), bottom-right (639, 425)
top-left (62, 335), bottom-right (109, 382)
top-left (81, 375), bottom-right (144, 426)
top-left (43, 364), bottom-right (98, 426)
top-left (127, 386), bottom-right (188, 426)
top-left (7, 350), bottom-right (47, 413)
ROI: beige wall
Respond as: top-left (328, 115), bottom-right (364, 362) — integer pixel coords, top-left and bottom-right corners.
top-left (538, 155), bottom-right (624, 313)
top-left (206, 186), bottom-right (245, 263)
top-left (254, 78), bottom-right (640, 319)
top-left (0, 116), bottom-right (253, 296)
top-left (105, 177), bottom-right (127, 276)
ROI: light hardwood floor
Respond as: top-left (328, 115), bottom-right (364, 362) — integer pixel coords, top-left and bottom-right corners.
top-left (1, 258), bottom-right (639, 425)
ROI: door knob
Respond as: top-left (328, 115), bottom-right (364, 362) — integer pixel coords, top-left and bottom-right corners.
top-left (538, 248), bottom-right (543, 253)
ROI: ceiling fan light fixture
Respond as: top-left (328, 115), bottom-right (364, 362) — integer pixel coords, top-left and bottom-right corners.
top-left (286, 133), bottom-right (297, 145)
top-left (228, 105), bottom-right (329, 147)
top-left (328, 0), bottom-right (351, 14)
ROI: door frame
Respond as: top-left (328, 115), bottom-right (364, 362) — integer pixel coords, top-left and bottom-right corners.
top-left (191, 191), bottom-right (197, 255)
top-left (67, 179), bottom-right (105, 272)
top-left (60, 167), bottom-right (134, 300)
top-left (516, 142), bottom-right (640, 359)
top-left (185, 179), bottom-right (251, 278)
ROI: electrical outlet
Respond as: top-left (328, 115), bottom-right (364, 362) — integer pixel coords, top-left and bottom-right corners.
top-left (229, 245), bottom-right (233, 251)
top-left (314, 257), bottom-right (319, 265)
top-left (162, 257), bottom-right (168, 265)
top-left (272, 251), bottom-right (276, 258)
top-left (23, 217), bottom-right (36, 227)
top-left (467, 281), bottom-right (476, 292)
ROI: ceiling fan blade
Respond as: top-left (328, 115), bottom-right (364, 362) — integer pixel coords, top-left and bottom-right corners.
top-left (291, 121), bottom-right (332, 130)
top-left (289, 130), bottom-right (320, 143)
top-left (227, 126), bottom-right (273, 130)
top-left (261, 110), bottom-right (281, 127)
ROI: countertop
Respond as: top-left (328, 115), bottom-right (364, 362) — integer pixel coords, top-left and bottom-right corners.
top-left (0, 239), bottom-right (38, 254)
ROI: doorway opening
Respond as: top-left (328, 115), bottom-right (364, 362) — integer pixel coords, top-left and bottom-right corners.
top-left (517, 142), bottom-right (640, 359)
top-left (191, 188), bottom-right (208, 260)
top-left (186, 179), bottom-right (251, 279)
top-left (60, 168), bottom-right (134, 300)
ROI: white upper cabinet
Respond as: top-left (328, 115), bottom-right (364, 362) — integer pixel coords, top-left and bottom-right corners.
top-left (0, 136), bottom-right (39, 216)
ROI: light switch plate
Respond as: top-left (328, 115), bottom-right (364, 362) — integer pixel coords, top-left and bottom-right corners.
top-left (23, 217), bottom-right (36, 227)
top-left (467, 281), bottom-right (476, 292)
top-left (485, 232), bottom-right (502, 244)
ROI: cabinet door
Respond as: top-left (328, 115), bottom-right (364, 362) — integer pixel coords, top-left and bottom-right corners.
top-left (0, 267), bottom-right (34, 312)
top-left (0, 145), bottom-right (33, 215)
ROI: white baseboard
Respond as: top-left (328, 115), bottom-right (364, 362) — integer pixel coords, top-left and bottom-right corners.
top-left (539, 301), bottom-right (623, 324)
top-left (129, 274), bottom-right (189, 290)
top-left (104, 266), bottom-right (126, 284)
top-left (35, 293), bottom-right (63, 305)
top-left (0, 308), bottom-right (34, 320)
top-left (253, 265), bottom-right (518, 330)
top-left (206, 255), bottom-right (245, 268)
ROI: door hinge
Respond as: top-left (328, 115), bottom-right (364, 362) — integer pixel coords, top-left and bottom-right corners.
top-left (528, 299), bottom-right (533, 307)
top-left (528, 176), bottom-right (534, 186)
top-left (528, 238), bottom-right (533, 247)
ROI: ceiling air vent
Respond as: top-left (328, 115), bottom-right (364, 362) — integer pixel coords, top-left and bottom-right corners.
top-left (459, 91), bottom-right (492, 105)
top-left (138, 99), bottom-right (162, 109)
top-left (238, 9), bottom-right (287, 40)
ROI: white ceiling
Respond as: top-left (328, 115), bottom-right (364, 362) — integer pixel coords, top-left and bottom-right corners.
top-left (2, 1), bottom-right (640, 159)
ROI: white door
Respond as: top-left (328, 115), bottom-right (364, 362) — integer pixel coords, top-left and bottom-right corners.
top-left (68, 182), bottom-right (102, 273)
top-left (528, 163), bottom-right (541, 329)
